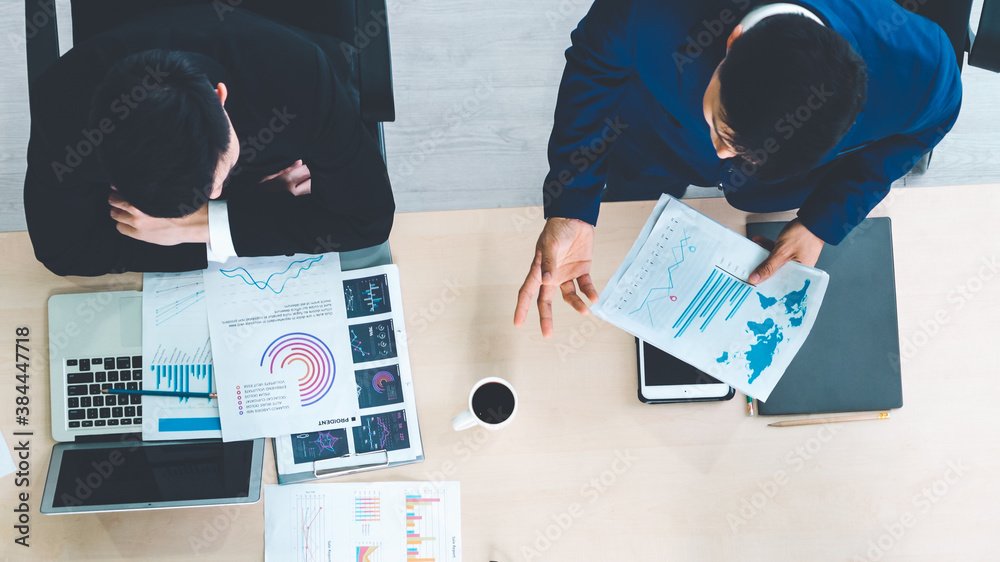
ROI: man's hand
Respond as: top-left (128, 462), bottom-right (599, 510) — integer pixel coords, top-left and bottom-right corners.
top-left (259, 159), bottom-right (311, 196)
top-left (749, 218), bottom-right (825, 284)
top-left (514, 217), bottom-right (600, 338)
top-left (109, 192), bottom-right (210, 246)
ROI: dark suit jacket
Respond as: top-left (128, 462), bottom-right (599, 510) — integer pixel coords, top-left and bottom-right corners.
top-left (543, 0), bottom-right (962, 244)
top-left (24, 6), bottom-right (394, 276)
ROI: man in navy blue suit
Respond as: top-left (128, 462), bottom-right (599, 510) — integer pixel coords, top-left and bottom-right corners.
top-left (515, 0), bottom-right (961, 336)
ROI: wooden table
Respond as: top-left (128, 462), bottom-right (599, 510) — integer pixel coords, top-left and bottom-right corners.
top-left (2, 185), bottom-right (999, 561)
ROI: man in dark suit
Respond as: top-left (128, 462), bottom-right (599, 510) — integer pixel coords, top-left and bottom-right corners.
top-left (24, 5), bottom-right (393, 276)
top-left (515, 0), bottom-right (961, 336)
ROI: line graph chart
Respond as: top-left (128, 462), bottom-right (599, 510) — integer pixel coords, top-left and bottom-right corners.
top-left (349, 320), bottom-right (397, 363)
top-left (353, 410), bottom-right (409, 453)
top-left (296, 494), bottom-right (325, 562)
top-left (220, 256), bottom-right (324, 295)
top-left (153, 278), bottom-right (205, 326)
top-left (628, 229), bottom-right (696, 325)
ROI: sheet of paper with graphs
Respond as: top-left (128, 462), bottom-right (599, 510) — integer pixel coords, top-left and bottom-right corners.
top-left (272, 264), bottom-right (424, 480)
top-left (264, 481), bottom-right (461, 562)
top-left (202, 253), bottom-right (422, 450)
top-left (203, 253), bottom-right (356, 442)
top-left (141, 270), bottom-right (221, 441)
top-left (592, 195), bottom-right (829, 401)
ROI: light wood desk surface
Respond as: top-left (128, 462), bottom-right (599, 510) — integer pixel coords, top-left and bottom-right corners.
top-left (2, 185), bottom-right (999, 561)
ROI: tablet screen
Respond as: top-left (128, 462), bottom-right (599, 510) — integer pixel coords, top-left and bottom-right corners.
top-left (42, 439), bottom-right (263, 513)
top-left (642, 341), bottom-right (723, 386)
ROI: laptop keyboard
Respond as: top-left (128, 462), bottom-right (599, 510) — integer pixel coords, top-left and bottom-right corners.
top-left (65, 355), bottom-right (143, 429)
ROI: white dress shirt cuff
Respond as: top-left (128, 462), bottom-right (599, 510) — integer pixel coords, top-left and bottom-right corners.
top-left (205, 200), bottom-right (237, 263)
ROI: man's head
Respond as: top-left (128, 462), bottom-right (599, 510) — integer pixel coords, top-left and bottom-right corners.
top-left (703, 14), bottom-right (868, 181)
top-left (91, 49), bottom-right (239, 217)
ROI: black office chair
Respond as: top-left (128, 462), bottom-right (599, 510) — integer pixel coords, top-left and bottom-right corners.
top-left (899, 0), bottom-right (1000, 73)
top-left (891, 0), bottom-right (1000, 173)
top-left (23, 0), bottom-right (395, 157)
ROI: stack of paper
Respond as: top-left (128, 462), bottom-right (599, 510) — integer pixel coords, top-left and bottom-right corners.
top-left (141, 254), bottom-right (423, 476)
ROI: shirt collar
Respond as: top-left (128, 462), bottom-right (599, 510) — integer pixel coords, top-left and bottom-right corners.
top-left (739, 3), bottom-right (825, 31)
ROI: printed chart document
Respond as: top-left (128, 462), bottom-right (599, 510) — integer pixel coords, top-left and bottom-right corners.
top-left (593, 195), bottom-right (829, 401)
top-left (141, 271), bottom-right (221, 440)
top-left (264, 481), bottom-right (462, 562)
top-left (204, 253), bottom-right (358, 441)
top-left (274, 265), bottom-right (424, 481)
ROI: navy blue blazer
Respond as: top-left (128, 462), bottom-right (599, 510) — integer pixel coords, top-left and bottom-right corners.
top-left (543, 0), bottom-right (962, 244)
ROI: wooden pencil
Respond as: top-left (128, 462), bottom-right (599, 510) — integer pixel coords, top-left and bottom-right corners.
top-left (768, 412), bottom-right (890, 427)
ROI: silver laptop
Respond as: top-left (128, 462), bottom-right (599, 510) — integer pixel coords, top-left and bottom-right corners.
top-left (43, 290), bottom-right (264, 514)
top-left (48, 291), bottom-right (144, 442)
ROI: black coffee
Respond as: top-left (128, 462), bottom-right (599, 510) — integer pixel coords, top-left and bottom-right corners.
top-left (471, 382), bottom-right (515, 424)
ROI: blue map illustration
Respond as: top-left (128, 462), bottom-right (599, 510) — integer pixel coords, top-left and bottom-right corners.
top-left (718, 280), bottom-right (812, 383)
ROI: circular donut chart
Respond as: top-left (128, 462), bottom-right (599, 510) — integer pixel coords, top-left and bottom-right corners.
top-left (260, 332), bottom-right (336, 406)
top-left (371, 370), bottom-right (395, 394)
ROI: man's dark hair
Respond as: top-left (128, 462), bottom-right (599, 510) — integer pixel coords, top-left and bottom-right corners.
top-left (717, 14), bottom-right (868, 181)
top-left (91, 49), bottom-right (230, 217)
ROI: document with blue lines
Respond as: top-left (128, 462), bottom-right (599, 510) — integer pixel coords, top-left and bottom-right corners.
top-left (203, 252), bottom-right (358, 441)
top-left (141, 270), bottom-right (221, 440)
top-left (593, 195), bottom-right (829, 401)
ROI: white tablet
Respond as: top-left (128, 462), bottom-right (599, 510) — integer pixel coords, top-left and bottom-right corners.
top-left (637, 339), bottom-right (734, 403)
top-left (40, 438), bottom-right (264, 514)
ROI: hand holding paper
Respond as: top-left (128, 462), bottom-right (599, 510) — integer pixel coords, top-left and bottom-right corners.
top-left (591, 196), bottom-right (829, 401)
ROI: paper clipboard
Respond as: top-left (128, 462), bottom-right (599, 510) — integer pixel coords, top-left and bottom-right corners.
top-left (312, 449), bottom-right (389, 478)
top-left (273, 439), bottom-right (425, 484)
top-left (273, 242), bottom-right (427, 485)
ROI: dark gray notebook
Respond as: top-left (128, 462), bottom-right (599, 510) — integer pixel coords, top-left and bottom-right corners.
top-left (747, 218), bottom-right (903, 415)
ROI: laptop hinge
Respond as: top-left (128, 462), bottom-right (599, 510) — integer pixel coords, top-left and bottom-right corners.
top-left (74, 431), bottom-right (142, 444)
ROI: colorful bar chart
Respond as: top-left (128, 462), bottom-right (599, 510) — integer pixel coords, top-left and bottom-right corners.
top-left (154, 364), bottom-right (213, 402)
top-left (672, 268), bottom-right (753, 338)
top-left (406, 494), bottom-right (441, 562)
top-left (355, 492), bottom-right (381, 522)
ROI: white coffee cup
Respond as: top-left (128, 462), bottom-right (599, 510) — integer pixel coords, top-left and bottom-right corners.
top-left (451, 377), bottom-right (518, 431)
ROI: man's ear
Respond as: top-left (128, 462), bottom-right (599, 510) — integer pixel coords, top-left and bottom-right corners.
top-left (726, 24), bottom-right (744, 51)
top-left (215, 82), bottom-right (228, 105)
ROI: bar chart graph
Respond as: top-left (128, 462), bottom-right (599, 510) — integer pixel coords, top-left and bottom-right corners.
top-left (671, 267), bottom-right (753, 338)
top-left (153, 364), bottom-right (213, 402)
top-left (405, 493), bottom-right (443, 562)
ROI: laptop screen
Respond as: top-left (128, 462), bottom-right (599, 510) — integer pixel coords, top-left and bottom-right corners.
top-left (42, 439), bottom-right (263, 513)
